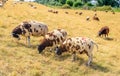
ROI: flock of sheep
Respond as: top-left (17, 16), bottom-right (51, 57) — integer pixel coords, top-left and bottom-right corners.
top-left (9, 1), bottom-right (112, 66)
top-left (11, 19), bottom-right (109, 66)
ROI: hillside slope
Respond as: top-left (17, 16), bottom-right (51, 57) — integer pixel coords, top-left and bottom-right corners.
top-left (0, 1), bottom-right (120, 76)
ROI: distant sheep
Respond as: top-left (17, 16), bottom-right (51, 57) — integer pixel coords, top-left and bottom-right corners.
top-left (79, 12), bottom-right (83, 15)
top-left (65, 12), bottom-right (69, 14)
top-left (11, 20), bottom-right (48, 47)
top-left (86, 16), bottom-right (90, 21)
top-left (105, 10), bottom-right (108, 13)
top-left (98, 26), bottom-right (109, 37)
top-left (112, 11), bottom-right (115, 14)
top-left (75, 12), bottom-right (78, 14)
top-left (55, 37), bottom-right (98, 66)
top-left (48, 9), bottom-right (53, 12)
top-left (93, 9), bottom-right (96, 12)
top-left (38, 29), bottom-right (67, 53)
top-left (0, 0), bottom-right (8, 7)
top-left (53, 10), bottom-right (58, 14)
top-left (93, 14), bottom-right (100, 21)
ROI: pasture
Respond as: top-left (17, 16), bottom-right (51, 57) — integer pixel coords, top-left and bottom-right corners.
top-left (0, 1), bottom-right (120, 76)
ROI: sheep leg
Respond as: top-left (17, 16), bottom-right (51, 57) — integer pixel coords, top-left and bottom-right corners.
top-left (106, 33), bottom-right (108, 37)
top-left (104, 34), bottom-right (106, 38)
top-left (87, 52), bottom-right (93, 66)
top-left (72, 51), bottom-right (76, 62)
top-left (27, 36), bottom-right (31, 47)
top-left (26, 37), bottom-right (27, 44)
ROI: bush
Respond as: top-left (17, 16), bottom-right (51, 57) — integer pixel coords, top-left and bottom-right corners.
top-left (55, 2), bottom-right (62, 6)
top-left (66, 0), bottom-right (74, 6)
top-left (73, 1), bottom-right (83, 7)
top-left (94, 6), bottom-right (112, 11)
top-left (59, 0), bottom-right (66, 4)
top-left (86, 2), bottom-right (93, 7)
top-left (82, 5), bottom-right (90, 10)
top-left (62, 4), bottom-right (71, 9)
top-left (49, 1), bottom-right (56, 5)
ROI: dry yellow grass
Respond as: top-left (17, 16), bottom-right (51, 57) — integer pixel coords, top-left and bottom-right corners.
top-left (0, 1), bottom-right (120, 76)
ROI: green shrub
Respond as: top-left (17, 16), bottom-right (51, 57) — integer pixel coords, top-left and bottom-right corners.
top-left (59, 0), bottom-right (66, 4)
top-left (66, 0), bottom-right (74, 6)
top-left (73, 1), bottom-right (83, 7)
top-left (82, 5), bottom-right (90, 10)
top-left (49, 1), bottom-right (56, 5)
top-left (55, 2), bottom-right (62, 6)
top-left (86, 2), bottom-right (93, 7)
top-left (93, 6), bottom-right (112, 11)
top-left (62, 4), bottom-right (71, 9)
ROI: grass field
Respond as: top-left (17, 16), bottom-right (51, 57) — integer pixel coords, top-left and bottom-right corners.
top-left (0, 1), bottom-right (120, 76)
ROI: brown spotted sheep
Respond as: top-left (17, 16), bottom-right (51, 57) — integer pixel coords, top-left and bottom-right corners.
top-left (55, 37), bottom-right (98, 66)
top-left (11, 20), bottom-right (48, 47)
top-left (38, 29), bottom-right (67, 53)
top-left (98, 26), bottom-right (109, 37)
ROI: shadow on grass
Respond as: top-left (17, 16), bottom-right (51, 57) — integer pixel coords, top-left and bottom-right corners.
top-left (77, 57), bottom-right (110, 73)
top-left (97, 36), bottom-right (114, 41)
top-left (90, 62), bottom-right (110, 73)
top-left (18, 42), bottom-right (38, 49)
top-left (7, 42), bottom-right (38, 49)
top-left (104, 37), bottom-right (114, 41)
top-left (53, 54), bottom-right (71, 61)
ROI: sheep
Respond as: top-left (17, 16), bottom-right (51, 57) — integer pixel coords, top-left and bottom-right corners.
top-left (86, 16), bottom-right (90, 21)
top-left (11, 20), bottom-right (48, 47)
top-left (75, 12), bottom-right (78, 14)
top-left (55, 37), bottom-right (98, 66)
top-left (79, 12), bottom-right (83, 15)
top-left (65, 12), bottom-right (69, 14)
top-left (53, 10), bottom-right (58, 14)
top-left (105, 10), bottom-right (108, 13)
top-left (93, 14), bottom-right (100, 21)
top-left (38, 29), bottom-right (67, 53)
top-left (98, 26), bottom-right (109, 38)
top-left (112, 11), bottom-right (115, 14)
top-left (48, 9), bottom-right (53, 12)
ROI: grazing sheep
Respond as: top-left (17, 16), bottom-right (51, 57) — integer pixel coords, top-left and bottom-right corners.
top-left (29, 3), bottom-right (33, 7)
top-left (65, 12), bottom-right (69, 14)
top-left (112, 11), bottom-right (115, 14)
top-left (94, 13), bottom-right (97, 16)
top-left (98, 26), bottom-right (109, 37)
top-left (93, 9), bottom-right (96, 12)
top-left (93, 14), bottom-right (100, 21)
top-left (11, 20), bottom-right (48, 47)
top-left (105, 10), bottom-right (108, 13)
top-left (33, 6), bottom-right (37, 9)
top-left (48, 9), bottom-right (53, 12)
top-left (53, 11), bottom-right (58, 14)
top-left (75, 12), bottom-right (78, 14)
top-left (79, 12), bottom-right (83, 15)
top-left (38, 29), bottom-right (67, 53)
top-left (55, 37), bottom-right (98, 66)
top-left (86, 16), bottom-right (90, 21)
top-left (0, 0), bottom-right (8, 7)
